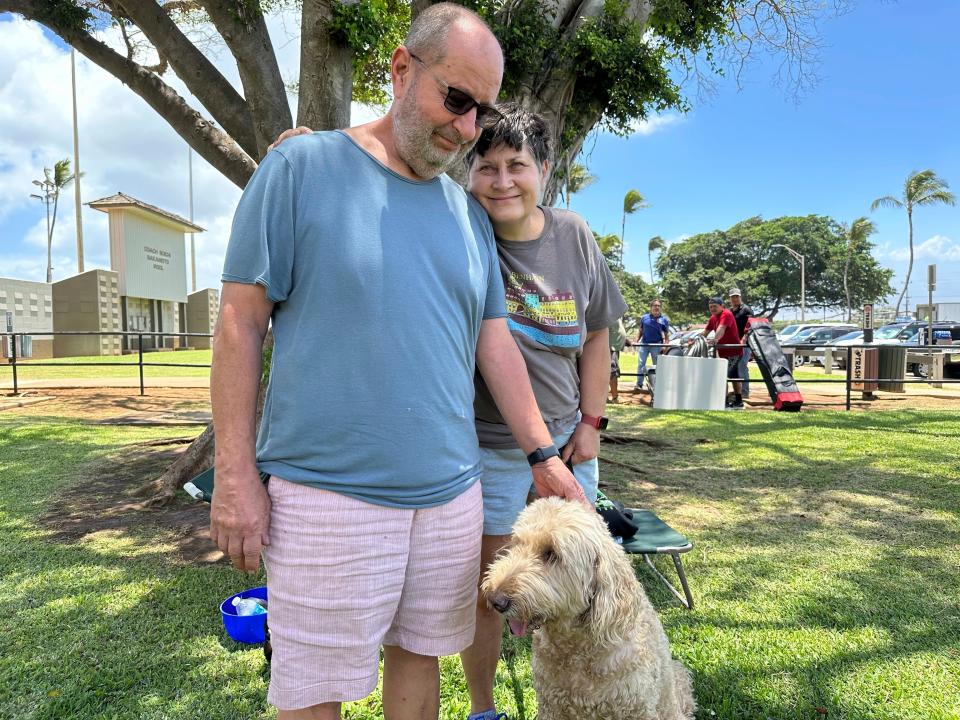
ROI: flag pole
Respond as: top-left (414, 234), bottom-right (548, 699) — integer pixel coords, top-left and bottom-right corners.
top-left (71, 49), bottom-right (84, 274)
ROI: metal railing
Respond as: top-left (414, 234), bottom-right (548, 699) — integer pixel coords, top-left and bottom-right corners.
top-left (626, 341), bottom-right (959, 411)
top-left (3, 330), bottom-right (212, 396)
top-left (5, 332), bottom-right (958, 410)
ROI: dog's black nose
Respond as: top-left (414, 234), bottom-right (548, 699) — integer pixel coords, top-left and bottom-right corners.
top-left (490, 594), bottom-right (512, 614)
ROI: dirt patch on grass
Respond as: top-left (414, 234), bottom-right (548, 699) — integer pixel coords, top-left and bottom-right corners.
top-left (37, 444), bottom-right (224, 565)
top-left (2, 387), bottom-right (212, 419)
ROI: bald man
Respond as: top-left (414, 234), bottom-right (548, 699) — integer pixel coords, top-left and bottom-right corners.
top-left (210, 4), bottom-right (584, 719)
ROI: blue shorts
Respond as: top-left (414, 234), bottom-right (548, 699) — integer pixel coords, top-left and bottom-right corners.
top-left (478, 421), bottom-right (599, 536)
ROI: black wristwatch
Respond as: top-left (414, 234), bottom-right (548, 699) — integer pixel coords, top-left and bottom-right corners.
top-left (526, 444), bottom-right (560, 466)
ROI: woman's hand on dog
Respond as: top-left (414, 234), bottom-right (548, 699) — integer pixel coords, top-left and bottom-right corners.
top-left (531, 457), bottom-right (591, 507)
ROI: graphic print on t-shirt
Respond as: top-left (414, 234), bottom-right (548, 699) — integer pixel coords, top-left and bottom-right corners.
top-left (504, 271), bottom-right (580, 347)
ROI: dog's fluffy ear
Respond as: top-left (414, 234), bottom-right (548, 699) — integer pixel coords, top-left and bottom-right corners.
top-left (587, 539), bottom-right (640, 643)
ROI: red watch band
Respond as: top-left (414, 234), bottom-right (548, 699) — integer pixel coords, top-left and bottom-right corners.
top-left (579, 413), bottom-right (608, 429)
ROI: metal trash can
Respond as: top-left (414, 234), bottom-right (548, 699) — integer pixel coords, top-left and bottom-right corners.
top-left (877, 346), bottom-right (907, 392)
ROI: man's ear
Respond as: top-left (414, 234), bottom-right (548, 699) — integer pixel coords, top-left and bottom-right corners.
top-left (391, 46), bottom-right (416, 100)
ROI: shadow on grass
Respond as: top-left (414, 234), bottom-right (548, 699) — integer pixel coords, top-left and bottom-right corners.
top-left (4, 409), bottom-right (959, 719)
top-left (602, 407), bottom-right (960, 718)
top-left (1, 420), bottom-right (266, 719)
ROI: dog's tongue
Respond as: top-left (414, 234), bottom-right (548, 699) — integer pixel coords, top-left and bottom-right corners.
top-left (508, 619), bottom-right (528, 637)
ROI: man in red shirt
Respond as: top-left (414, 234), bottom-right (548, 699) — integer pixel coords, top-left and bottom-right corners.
top-left (702, 296), bottom-right (745, 408)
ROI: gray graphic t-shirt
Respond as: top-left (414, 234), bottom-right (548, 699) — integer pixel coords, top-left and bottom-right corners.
top-left (475, 206), bottom-right (628, 447)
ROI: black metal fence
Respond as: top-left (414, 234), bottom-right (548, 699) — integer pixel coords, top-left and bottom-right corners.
top-left (4, 332), bottom-right (959, 410)
top-left (623, 342), bottom-right (959, 411)
top-left (3, 330), bottom-right (212, 396)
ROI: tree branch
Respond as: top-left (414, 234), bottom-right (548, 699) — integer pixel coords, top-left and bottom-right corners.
top-left (296, 0), bottom-right (354, 130)
top-left (112, 0), bottom-right (260, 157)
top-left (3, 0), bottom-right (256, 188)
top-left (198, 0), bottom-right (292, 155)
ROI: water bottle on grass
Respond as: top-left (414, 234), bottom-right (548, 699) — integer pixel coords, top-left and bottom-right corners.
top-left (233, 597), bottom-right (267, 616)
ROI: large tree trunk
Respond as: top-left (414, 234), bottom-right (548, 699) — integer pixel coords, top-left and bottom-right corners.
top-left (297, 0), bottom-right (355, 130)
top-left (144, 330), bottom-right (273, 505)
top-left (507, 0), bottom-right (653, 205)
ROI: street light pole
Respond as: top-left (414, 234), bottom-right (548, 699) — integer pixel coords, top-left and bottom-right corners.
top-left (31, 178), bottom-right (56, 283)
top-left (772, 243), bottom-right (806, 321)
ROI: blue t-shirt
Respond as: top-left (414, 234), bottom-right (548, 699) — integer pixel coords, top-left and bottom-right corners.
top-left (222, 131), bottom-right (506, 508)
top-left (640, 312), bottom-right (670, 344)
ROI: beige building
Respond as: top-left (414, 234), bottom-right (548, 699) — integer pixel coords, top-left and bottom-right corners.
top-left (1, 192), bottom-right (218, 358)
top-left (0, 277), bottom-right (54, 358)
top-left (89, 192), bottom-right (206, 353)
top-left (51, 269), bottom-right (123, 357)
top-left (185, 288), bottom-right (220, 350)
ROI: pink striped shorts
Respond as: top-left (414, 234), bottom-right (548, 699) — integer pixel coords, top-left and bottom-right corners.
top-left (263, 477), bottom-right (483, 710)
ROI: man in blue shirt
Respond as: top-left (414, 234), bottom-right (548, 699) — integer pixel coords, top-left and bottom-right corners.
top-left (633, 299), bottom-right (671, 391)
top-left (209, 5), bottom-right (585, 719)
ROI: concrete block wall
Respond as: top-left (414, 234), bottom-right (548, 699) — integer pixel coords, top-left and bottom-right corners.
top-left (0, 277), bottom-right (54, 358)
top-left (52, 269), bottom-right (123, 357)
top-left (186, 288), bottom-right (219, 349)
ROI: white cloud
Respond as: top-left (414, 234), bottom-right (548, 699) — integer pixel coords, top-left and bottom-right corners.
top-left (627, 112), bottom-right (684, 136)
top-left (0, 12), bottom-right (400, 292)
top-left (888, 235), bottom-right (960, 262)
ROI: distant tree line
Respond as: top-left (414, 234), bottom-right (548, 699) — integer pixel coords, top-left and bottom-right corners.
top-left (654, 215), bottom-right (894, 322)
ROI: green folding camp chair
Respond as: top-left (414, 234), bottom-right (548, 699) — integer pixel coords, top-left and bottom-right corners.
top-left (183, 467), bottom-right (269, 503)
top-left (183, 467), bottom-right (215, 502)
top-left (621, 509), bottom-right (694, 609)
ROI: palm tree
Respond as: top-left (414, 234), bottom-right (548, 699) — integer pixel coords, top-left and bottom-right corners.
top-left (620, 189), bottom-right (648, 266)
top-left (593, 231), bottom-right (622, 272)
top-left (32, 159), bottom-right (79, 283)
top-left (561, 162), bottom-right (596, 209)
top-left (871, 170), bottom-right (955, 316)
top-left (843, 217), bottom-right (876, 321)
top-left (647, 235), bottom-right (666, 284)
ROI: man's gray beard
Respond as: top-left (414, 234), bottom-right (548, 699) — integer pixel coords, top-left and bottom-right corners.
top-left (392, 91), bottom-right (473, 179)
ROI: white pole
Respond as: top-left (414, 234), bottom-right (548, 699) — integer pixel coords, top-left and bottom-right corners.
top-left (44, 188), bottom-right (53, 283)
top-left (71, 49), bottom-right (84, 274)
top-left (189, 147), bottom-right (196, 292)
top-left (800, 254), bottom-right (806, 322)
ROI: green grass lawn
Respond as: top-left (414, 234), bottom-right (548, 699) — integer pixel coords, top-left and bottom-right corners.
top-left (3, 349), bottom-right (213, 379)
top-left (2, 408), bottom-right (959, 719)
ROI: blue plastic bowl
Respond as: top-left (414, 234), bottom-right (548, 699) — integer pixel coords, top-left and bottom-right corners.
top-left (220, 586), bottom-right (268, 644)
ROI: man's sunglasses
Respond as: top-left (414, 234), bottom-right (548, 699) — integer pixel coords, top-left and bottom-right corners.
top-left (408, 52), bottom-right (504, 130)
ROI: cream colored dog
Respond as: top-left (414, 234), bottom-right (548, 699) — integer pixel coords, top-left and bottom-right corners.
top-left (483, 497), bottom-right (696, 720)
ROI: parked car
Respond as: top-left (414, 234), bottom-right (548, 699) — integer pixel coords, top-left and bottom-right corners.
top-left (910, 323), bottom-right (960, 378)
top-left (777, 322), bottom-right (856, 346)
top-left (777, 323), bottom-right (827, 345)
top-left (783, 325), bottom-right (857, 365)
top-left (667, 329), bottom-right (702, 348)
top-left (819, 323), bottom-right (931, 370)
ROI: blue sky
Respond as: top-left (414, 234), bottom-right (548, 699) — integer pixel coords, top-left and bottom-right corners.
top-left (570, 1), bottom-right (960, 311)
top-left (1, 1), bottom-right (958, 314)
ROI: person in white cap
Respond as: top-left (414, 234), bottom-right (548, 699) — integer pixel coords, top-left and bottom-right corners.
top-left (728, 288), bottom-right (753, 399)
